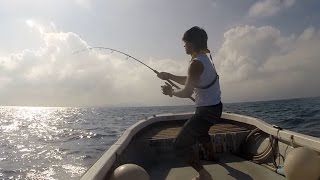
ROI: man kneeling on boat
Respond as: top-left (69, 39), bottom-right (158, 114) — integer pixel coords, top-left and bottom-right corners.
top-left (158, 26), bottom-right (222, 180)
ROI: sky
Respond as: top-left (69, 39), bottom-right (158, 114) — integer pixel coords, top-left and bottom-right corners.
top-left (0, 0), bottom-right (320, 107)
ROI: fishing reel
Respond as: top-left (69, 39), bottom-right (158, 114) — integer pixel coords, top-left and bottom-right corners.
top-left (161, 82), bottom-right (174, 97)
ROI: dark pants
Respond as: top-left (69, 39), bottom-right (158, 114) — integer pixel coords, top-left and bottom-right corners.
top-left (172, 102), bottom-right (223, 171)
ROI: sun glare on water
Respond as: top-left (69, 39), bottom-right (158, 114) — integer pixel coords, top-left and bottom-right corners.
top-left (0, 106), bottom-right (88, 180)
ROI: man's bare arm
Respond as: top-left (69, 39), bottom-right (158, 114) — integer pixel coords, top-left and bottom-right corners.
top-left (172, 60), bottom-right (203, 98)
top-left (168, 74), bottom-right (187, 85)
top-left (157, 72), bottom-right (187, 85)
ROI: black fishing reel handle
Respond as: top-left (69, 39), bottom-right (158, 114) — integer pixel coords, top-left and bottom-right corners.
top-left (164, 81), bottom-right (195, 102)
top-left (154, 70), bottom-right (181, 89)
top-left (155, 70), bottom-right (195, 102)
top-left (166, 79), bottom-right (181, 90)
top-left (156, 71), bottom-right (195, 102)
top-left (189, 96), bottom-right (196, 102)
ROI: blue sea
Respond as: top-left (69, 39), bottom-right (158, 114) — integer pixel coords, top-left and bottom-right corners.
top-left (0, 97), bottom-right (319, 179)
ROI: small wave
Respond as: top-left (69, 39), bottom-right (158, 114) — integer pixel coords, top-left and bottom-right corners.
top-left (63, 132), bottom-right (107, 142)
top-left (299, 109), bottom-right (320, 118)
top-left (91, 133), bottom-right (107, 138)
top-left (26, 168), bottom-right (56, 180)
top-left (62, 164), bottom-right (86, 178)
top-left (83, 155), bottom-right (94, 160)
top-left (66, 150), bottom-right (81, 155)
top-left (2, 170), bottom-right (17, 175)
top-left (277, 118), bottom-right (304, 130)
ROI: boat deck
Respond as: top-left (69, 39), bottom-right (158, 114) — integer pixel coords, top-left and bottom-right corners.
top-left (134, 120), bottom-right (251, 140)
top-left (134, 120), bottom-right (285, 179)
top-left (149, 154), bottom-right (285, 180)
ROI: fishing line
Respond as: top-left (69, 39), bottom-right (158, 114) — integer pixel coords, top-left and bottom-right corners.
top-left (73, 47), bottom-right (195, 102)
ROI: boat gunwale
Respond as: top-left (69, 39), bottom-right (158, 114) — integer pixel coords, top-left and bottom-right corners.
top-left (80, 112), bottom-right (320, 180)
top-left (223, 113), bottom-right (320, 152)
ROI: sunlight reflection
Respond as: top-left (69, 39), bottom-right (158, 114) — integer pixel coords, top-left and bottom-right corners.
top-left (0, 106), bottom-right (96, 179)
top-left (12, 106), bottom-right (55, 121)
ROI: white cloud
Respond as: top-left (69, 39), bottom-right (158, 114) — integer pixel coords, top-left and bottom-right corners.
top-left (299, 27), bottom-right (316, 41)
top-left (2, 21), bottom-right (319, 106)
top-left (0, 21), bottom-right (189, 106)
top-left (215, 25), bottom-right (320, 102)
top-left (249, 0), bottom-right (295, 18)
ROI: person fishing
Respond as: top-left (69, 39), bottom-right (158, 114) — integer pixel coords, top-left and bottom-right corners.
top-left (157, 26), bottom-right (222, 180)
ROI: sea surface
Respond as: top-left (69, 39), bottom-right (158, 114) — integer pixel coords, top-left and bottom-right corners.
top-left (0, 97), bottom-right (319, 179)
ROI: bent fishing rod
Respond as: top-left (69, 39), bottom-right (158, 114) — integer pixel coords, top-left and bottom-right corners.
top-left (73, 47), bottom-right (195, 102)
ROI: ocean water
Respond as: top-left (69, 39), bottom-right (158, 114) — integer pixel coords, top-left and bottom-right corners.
top-left (0, 97), bottom-right (319, 179)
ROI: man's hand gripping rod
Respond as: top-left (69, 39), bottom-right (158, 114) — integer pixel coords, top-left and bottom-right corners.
top-left (154, 70), bottom-right (195, 102)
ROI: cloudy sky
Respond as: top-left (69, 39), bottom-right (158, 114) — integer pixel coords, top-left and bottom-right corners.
top-left (0, 0), bottom-right (320, 107)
